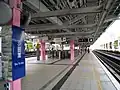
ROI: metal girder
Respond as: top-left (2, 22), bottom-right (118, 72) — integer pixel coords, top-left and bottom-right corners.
top-left (32, 31), bottom-right (95, 36)
top-left (94, 0), bottom-right (116, 37)
top-left (66, 15), bottom-right (86, 25)
top-left (61, 35), bottom-right (95, 38)
top-left (45, 31), bottom-right (95, 36)
top-left (31, 5), bottom-right (103, 18)
top-left (104, 15), bottom-right (120, 23)
top-left (58, 15), bottom-right (86, 32)
top-left (25, 23), bottom-right (97, 31)
top-left (24, 0), bottom-right (70, 32)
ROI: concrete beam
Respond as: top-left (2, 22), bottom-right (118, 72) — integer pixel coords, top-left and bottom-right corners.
top-left (31, 5), bottom-right (103, 18)
top-left (25, 23), bottom-right (97, 31)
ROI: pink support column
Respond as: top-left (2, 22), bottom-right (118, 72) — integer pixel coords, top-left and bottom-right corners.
top-left (40, 40), bottom-right (46, 61)
top-left (10, 79), bottom-right (21, 90)
top-left (70, 40), bottom-right (74, 61)
top-left (9, 0), bottom-right (22, 90)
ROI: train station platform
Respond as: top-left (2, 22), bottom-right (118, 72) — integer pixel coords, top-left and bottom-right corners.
top-left (21, 52), bottom-right (119, 90)
top-left (22, 54), bottom-right (83, 90)
top-left (60, 52), bottom-right (119, 90)
top-left (0, 52), bottom-right (119, 90)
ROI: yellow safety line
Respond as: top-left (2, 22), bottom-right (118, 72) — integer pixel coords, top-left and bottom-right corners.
top-left (87, 54), bottom-right (102, 90)
top-left (81, 58), bottom-right (102, 90)
top-left (91, 58), bottom-right (102, 90)
top-left (92, 66), bottom-right (102, 90)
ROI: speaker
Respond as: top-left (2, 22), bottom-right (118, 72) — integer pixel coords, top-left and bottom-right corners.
top-left (0, 1), bottom-right (12, 25)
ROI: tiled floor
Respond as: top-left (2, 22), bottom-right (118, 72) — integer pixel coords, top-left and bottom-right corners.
top-left (0, 53), bottom-right (119, 90)
top-left (22, 63), bottom-right (68, 90)
top-left (22, 56), bottom-right (80, 90)
top-left (60, 53), bottom-right (117, 90)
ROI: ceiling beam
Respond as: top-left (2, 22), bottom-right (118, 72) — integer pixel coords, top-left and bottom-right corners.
top-left (104, 15), bottom-right (120, 23)
top-left (61, 15), bottom-right (86, 32)
top-left (65, 15), bottom-right (86, 25)
top-left (60, 35), bottom-right (95, 38)
top-left (25, 23), bottom-right (97, 31)
top-left (31, 5), bottom-right (103, 18)
top-left (24, 0), bottom-right (70, 32)
top-left (31, 31), bottom-right (95, 36)
top-left (45, 31), bottom-right (95, 36)
top-left (94, 0), bottom-right (116, 37)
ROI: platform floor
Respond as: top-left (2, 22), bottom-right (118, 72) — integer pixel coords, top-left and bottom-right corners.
top-left (60, 53), bottom-right (118, 90)
top-left (22, 62), bottom-right (68, 90)
top-left (22, 56), bottom-right (80, 90)
top-left (26, 57), bottom-right (60, 64)
top-left (0, 52), bottom-right (119, 90)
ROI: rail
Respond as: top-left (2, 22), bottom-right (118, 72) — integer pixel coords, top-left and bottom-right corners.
top-left (93, 50), bottom-right (120, 83)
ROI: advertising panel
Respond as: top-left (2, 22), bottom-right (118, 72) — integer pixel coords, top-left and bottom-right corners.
top-left (12, 26), bottom-right (25, 81)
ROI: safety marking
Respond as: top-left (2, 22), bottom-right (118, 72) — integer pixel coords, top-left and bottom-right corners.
top-left (93, 66), bottom-right (102, 90)
top-left (91, 56), bottom-right (102, 90)
top-left (92, 52), bottom-right (120, 90)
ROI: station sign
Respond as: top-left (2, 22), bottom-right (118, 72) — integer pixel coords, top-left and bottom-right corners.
top-left (78, 38), bottom-right (93, 42)
top-left (53, 38), bottom-right (62, 42)
top-left (78, 38), bottom-right (88, 42)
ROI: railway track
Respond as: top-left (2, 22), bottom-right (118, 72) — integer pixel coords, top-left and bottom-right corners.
top-left (93, 50), bottom-right (120, 83)
top-left (100, 50), bottom-right (120, 58)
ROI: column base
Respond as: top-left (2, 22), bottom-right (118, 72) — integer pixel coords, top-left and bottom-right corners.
top-left (10, 79), bottom-right (21, 90)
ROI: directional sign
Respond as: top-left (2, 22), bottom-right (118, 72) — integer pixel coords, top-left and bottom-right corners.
top-left (78, 38), bottom-right (93, 42)
top-left (78, 38), bottom-right (88, 42)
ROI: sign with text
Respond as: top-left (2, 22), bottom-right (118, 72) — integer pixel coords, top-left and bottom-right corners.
top-left (78, 38), bottom-right (93, 42)
top-left (12, 26), bottom-right (25, 81)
